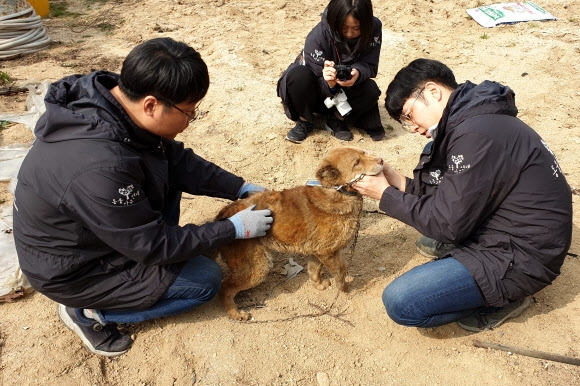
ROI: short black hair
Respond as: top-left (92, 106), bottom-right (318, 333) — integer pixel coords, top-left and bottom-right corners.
top-left (118, 37), bottom-right (209, 105)
top-left (385, 58), bottom-right (459, 121)
top-left (326, 0), bottom-right (374, 54)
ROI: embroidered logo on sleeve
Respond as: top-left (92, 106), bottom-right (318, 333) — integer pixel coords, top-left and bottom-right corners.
top-left (541, 140), bottom-right (563, 178)
top-left (112, 184), bottom-right (140, 205)
top-left (429, 169), bottom-right (443, 185)
top-left (427, 154), bottom-right (471, 185)
top-left (310, 49), bottom-right (324, 62)
top-left (370, 36), bottom-right (381, 46)
top-left (449, 155), bottom-right (471, 173)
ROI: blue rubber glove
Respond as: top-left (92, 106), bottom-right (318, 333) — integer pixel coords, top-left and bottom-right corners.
top-left (228, 204), bottom-right (273, 239)
top-left (237, 182), bottom-right (266, 199)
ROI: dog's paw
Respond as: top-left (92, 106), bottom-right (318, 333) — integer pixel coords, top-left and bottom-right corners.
top-left (314, 279), bottom-right (331, 291)
top-left (228, 309), bottom-right (252, 322)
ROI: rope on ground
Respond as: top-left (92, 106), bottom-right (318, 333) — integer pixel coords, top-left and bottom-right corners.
top-left (0, 6), bottom-right (51, 59)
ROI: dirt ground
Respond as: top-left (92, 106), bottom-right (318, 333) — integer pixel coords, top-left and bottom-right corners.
top-left (1, 0), bottom-right (580, 385)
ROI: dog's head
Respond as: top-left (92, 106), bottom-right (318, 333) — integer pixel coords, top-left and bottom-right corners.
top-left (315, 146), bottom-right (383, 188)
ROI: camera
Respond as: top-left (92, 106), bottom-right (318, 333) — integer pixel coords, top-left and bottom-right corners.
top-left (324, 89), bottom-right (352, 117)
top-left (334, 64), bottom-right (352, 81)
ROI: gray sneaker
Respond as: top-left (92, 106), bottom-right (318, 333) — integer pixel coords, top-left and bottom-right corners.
top-left (415, 236), bottom-right (457, 259)
top-left (457, 296), bottom-right (532, 332)
top-left (57, 304), bottom-right (133, 357)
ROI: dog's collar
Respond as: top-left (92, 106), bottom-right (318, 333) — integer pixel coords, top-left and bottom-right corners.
top-left (335, 174), bottom-right (366, 195)
top-left (307, 174), bottom-right (366, 196)
top-left (335, 186), bottom-right (358, 196)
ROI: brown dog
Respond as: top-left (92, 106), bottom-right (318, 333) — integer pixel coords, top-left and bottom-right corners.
top-left (214, 146), bottom-right (384, 321)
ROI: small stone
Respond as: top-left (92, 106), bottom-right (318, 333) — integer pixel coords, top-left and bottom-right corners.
top-left (316, 372), bottom-right (330, 386)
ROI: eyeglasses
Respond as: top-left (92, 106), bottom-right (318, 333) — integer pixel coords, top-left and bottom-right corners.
top-left (400, 87), bottom-right (425, 129)
top-left (158, 98), bottom-right (200, 124)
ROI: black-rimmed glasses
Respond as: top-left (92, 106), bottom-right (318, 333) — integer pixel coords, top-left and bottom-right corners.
top-left (158, 98), bottom-right (200, 123)
top-left (400, 87), bottom-right (425, 129)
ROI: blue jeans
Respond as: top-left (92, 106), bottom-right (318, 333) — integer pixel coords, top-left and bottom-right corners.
top-left (383, 257), bottom-right (488, 327)
top-left (96, 256), bottom-right (222, 324)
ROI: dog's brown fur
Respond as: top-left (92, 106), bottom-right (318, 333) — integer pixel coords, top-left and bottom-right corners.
top-left (215, 146), bottom-right (384, 321)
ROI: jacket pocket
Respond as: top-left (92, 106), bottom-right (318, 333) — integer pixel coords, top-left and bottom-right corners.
top-left (100, 255), bottom-right (135, 282)
top-left (501, 267), bottom-right (536, 301)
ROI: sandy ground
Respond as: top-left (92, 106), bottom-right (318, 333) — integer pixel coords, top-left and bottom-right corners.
top-left (1, 0), bottom-right (580, 385)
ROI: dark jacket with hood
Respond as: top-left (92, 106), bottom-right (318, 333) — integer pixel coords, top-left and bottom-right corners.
top-left (277, 10), bottom-right (382, 118)
top-left (13, 71), bottom-right (243, 310)
top-left (379, 81), bottom-right (573, 307)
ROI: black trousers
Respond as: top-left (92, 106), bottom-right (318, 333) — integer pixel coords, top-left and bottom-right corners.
top-left (278, 65), bottom-right (383, 130)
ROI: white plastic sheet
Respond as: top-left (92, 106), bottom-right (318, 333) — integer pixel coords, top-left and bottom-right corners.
top-left (0, 81), bottom-right (48, 131)
top-left (0, 205), bottom-right (29, 298)
top-left (0, 142), bottom-right (32, 181)
top-left (0, 81), bottom-right (48, 297)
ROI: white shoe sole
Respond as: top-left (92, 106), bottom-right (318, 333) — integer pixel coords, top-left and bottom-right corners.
top-left (415, 247), bottom-right (437, 259)
top-left (57, 304), bottom-right (128, 357)
top-left (285, 135), bottom-right (305, 144)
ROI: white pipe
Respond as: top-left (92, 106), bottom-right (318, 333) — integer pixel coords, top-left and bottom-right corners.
top-left (0, 7), bottom-right (51, 59)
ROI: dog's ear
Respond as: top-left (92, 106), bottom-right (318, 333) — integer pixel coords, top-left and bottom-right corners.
top-left (316, 164), bottom-right (341, 185)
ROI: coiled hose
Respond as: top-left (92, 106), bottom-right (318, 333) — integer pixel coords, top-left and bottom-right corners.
top-left (0, 6), bottom-right (51, 59)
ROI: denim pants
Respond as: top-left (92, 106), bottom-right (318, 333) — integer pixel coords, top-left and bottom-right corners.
top-left (96, 256), bottom-right (222, 324)
top-left (382, 257), bottom-right (488, 327)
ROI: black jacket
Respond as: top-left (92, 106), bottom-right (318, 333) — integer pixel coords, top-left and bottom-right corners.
top-left (380, 81), bottom-right (573, 307)
top-left (13, 71), bottom-right (243, 310)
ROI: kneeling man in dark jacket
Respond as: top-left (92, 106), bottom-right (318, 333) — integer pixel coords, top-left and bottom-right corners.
top-left (13, 38), bottom-right (273, 356)
top-left (354, 58), bottom-right (573, 331)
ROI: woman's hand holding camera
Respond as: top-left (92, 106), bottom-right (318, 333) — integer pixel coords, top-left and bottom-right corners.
top-left (323, 60), bottom-right (359, 88)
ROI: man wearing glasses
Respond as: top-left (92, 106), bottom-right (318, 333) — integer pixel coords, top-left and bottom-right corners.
top-left (354, 58), bottom-right (572, 332)
top-left (13, 38), bottom-right (273, 357)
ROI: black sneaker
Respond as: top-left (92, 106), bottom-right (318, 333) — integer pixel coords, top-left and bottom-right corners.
top-left (325, 116), bottom-right (353, 141)
top-left (457, 296), bottom-right (532, 332)
top-left (57, 304), bottom-right (133, 357)
top-left (415, 236), bottom-right (457, 259)
top-left (285, 121), bottom-right (313, 144)
top-left (363, 126), bottom-right (386, 141)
